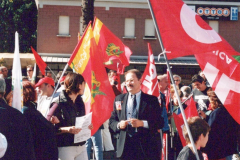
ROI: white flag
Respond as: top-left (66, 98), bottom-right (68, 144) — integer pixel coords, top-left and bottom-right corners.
top-left (31, 63), bottom-right (37, 84)
top-left (12, 32), bottom-right (23, 112)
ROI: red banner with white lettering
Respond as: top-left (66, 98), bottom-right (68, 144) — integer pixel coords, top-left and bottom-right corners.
top-left (195, 52), bottom-right (240, 124)
top-left (149, 0), bottom-right (239, 59)
top-left (141, 43), bottom-right (161, 104)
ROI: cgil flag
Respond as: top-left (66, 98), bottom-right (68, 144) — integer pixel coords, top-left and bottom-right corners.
top-left (92, 17), bottom-right (132, 74)
top-left (141, 43), bottom-right (160, 103)
top-left (149, 0), bottom-right (240, 59)
top-left (149, 0), bottom-right (240, 124)
top-left (12, 32), bottom-right (23, 112)
top-left (195, 52), bottom-right (240, 124)
top-left (31, 47), bottom-right (47, 76)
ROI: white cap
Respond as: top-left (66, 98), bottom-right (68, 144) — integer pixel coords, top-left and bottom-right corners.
top-left (0, 133), bottom-right (7, 158)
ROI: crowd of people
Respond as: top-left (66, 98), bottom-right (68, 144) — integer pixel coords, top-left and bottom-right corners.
top-left (0, 65), bottom-right (239, 160)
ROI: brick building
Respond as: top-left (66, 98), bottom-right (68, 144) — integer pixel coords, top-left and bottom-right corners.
top-left (35, 0), bottom-right (240, 84)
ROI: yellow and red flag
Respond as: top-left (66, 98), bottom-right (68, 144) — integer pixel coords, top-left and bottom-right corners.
top-left (68, 23), bottom-right (92, 114)
top-left (92, 17), bottom-right (132, 74)
top-left (68, 23), bottom-right (115, 135)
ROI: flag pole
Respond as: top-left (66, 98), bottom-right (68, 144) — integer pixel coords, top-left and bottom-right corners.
top-left (44, 63), bottom-right (69, 117)
top-left (147, 1), bottom-right (200, 160)
top-left (46, 66), bottom-right (57, 79)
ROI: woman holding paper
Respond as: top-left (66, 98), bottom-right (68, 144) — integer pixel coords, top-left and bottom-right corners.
top-left (53, 73), bottom-right (93, 160)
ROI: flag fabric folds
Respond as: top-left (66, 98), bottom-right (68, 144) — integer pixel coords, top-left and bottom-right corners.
top-left (31, 47), bottom-right (47, 76)
top-left (69, 23), bottom-right (115, 135)
top-left (90, 33), bottom-right (115, 135)
top-left (149, 0), bottom-right (240, 124)
top-left (149, 0), bottom-right (239, 59)
top-left (92, 17), bottom-right (132, 74)
top-left (68, 23), bottom-right (92, 115)
top-left (141, 43), bottom-right (160, 102)
top-left (12, 32), bottom-right (23, 112)
top-left (195, 52), bottom-right (240, 124)
top-left (173, 97), bottom-right (198, 146)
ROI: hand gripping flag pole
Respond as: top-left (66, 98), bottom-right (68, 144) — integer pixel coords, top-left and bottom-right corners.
top-left (147, 1), bottom-right (200, 160)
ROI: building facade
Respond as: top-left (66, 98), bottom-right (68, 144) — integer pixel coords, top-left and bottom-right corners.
top-left (36, 0), bottom-right (240, 84)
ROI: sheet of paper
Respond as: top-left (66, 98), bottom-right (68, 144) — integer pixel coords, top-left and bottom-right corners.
top-left (74, 112), bottom-right (92, 143)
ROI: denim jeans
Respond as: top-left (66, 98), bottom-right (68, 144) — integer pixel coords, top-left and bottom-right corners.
top-left (86, 129), bottom-right (103, 160)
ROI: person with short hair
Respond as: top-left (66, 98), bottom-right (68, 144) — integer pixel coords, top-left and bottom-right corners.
top-left (35, 77), bottom-right (58, 117)
top-left (191, 74), bottom-right (211, 112)
top-left (109, 69), bottom-right (164, 160)
top-left (46, 71), bottom-right (52, 78)
top-left (198, 70), bottom-right (211, 87)
top-left (177, 116), bottom-right (210, 160)
top-left (26, 65), bottom-right (34, 81)
top-left (173, 74), bottom-right (183, 89)
top-left (0, 66), bottom-right (11, 99)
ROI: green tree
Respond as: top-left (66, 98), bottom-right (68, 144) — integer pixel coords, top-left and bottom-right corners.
top-left (0, 0), bottom-right (37, 53)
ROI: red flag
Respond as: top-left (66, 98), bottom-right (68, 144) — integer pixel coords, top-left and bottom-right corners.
top-left (90, 30), bottom-right (115, 135)
top-left (68, 23), bottom-right (92, 115)
top-left (165, 70), bottom-right (171, 111)
top-left (92, 17), bottom-right (132, 74)
top-left (161, 133), bottom-right (167, 160)
top-left (149, 0), bottom-right (239, 59)
top-left (69, 23), bottom-right (115, 135)
top-left (31, 47), bottom-right (47, 76)
top-left (173, 97), bottom-right (198, 146)
top-left (195, 51), bottom-right (240, 124)
top-left (141, 43), bottom-right (160, 102)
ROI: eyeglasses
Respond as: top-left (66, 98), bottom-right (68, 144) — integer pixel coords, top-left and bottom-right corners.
top-left (27, 70), bottom-right (33, 72)
top-left (2, 70), bottom-right (7, 72)
top-left (174, 79), bottom-right (180, 82)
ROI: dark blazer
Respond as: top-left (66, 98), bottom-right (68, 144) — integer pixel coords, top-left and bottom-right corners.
top-left (109, 92), bottom-right (164, 159)
top-left (22, 101), bottom-right (58, 160)
top-left (0, 98), bottom-right (36, 160)
top-left (201, 107), bottom-right (238, 159)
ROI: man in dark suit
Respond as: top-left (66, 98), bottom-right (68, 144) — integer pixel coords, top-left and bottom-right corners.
top-left (109, 69), bottom-right (164, 160)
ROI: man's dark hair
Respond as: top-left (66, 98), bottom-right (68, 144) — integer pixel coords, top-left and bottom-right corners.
top-left (183, 117), bottom-right (210, 144)
top-left (191, 74), bottom-right (204, 83)
top-left (124, 69), bottom-right (142, 80)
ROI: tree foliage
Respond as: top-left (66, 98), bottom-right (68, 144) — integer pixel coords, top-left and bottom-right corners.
top-left (0, 0), bottom-right (37, 53)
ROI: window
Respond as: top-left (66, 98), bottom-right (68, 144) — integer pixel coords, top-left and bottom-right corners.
top-left (209, 21), bottom-right (219, 33)
top-left (144, 19), bottom-right (155, 37)
top-left (59, 16), bottom-right (70, 35)
top-left (79, 16), bottom-right (83, 35)
top-left (124, 18), bottom-right (135, 38)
